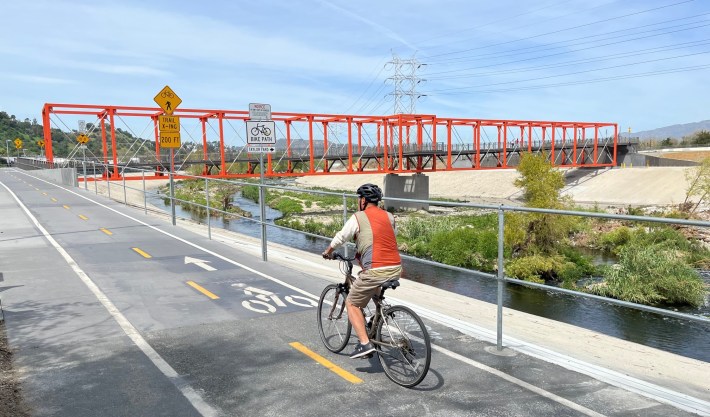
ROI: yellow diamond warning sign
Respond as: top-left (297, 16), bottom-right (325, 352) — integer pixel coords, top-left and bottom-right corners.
top-left (154, 85), bottom-right (182, 115)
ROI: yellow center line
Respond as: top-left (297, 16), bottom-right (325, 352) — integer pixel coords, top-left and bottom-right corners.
top-left (63, 205), bottom-right (70, 210)
top-left (51, 197), bottom-right (57, 202)
top-left (78, 214), bottom-right (89, 220)
top-left (42, 192), bottom-right (47, 196)
top-left (289, 342), bottom-right (363, 384)
top-left (131, 247), bottom-right (152, 258)
top-left (186, 281), bottom-right (220, 300)
top-left (100, 228), bottom-right (113, 236)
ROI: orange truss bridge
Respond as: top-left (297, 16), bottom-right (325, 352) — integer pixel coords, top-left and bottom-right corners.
top-left (41, 103), bottom-right (619, 179)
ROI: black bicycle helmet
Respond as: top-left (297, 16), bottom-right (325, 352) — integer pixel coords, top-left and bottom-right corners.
top-left (356, 183), bottom-right (383, 203)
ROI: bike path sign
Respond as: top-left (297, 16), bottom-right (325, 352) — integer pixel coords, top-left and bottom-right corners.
top-left (246, 120), bottom-right (276, 145)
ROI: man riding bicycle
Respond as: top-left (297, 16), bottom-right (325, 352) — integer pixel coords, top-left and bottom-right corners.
top-left (322, 183), bottom-right (402, 359)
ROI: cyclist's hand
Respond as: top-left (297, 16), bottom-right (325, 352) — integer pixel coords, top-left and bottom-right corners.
top-left (322, 251), bottom-right (333, 260)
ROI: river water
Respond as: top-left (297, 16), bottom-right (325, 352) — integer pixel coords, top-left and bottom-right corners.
top-left (148, 193), bottom-right (710, 363)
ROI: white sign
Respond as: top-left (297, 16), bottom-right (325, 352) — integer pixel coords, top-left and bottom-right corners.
top-left (249, 103), bottom-right (271, 121)
top-left (78, 120), bottom-right (86, 133)
top-left (246, 120), bottom-right (276, 144)
top-left (247, 146), bottom-right (276, 153)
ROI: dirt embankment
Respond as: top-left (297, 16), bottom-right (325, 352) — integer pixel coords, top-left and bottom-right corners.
top-left (0, 323), bottom-right (31, 417)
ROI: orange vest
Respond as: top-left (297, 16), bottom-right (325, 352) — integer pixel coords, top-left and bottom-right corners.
top-left (354, 206), bottom-right (401, 269)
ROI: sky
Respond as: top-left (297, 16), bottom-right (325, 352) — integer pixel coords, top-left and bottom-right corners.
top-left (1, 0), bottom-right (709, 135)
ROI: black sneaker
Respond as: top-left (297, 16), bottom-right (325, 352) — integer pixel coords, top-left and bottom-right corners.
top-left (350, 342), bottom-right (376, 359)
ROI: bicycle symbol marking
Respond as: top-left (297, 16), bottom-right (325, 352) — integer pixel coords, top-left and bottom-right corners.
top-left (250, 124), bottom-right (272, 137)
top-left (160, 91), bottom-right (174, 99)
top-left (234, 284), bottom-right (317, 314)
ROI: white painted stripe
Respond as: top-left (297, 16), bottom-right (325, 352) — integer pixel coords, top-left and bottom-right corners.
top-left (0, 181), bottom-right (219, 417)
top-left (432, 344), bottom-right (607, 417)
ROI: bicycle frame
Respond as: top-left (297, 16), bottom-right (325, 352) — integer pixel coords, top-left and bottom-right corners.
top-left (332, 255), bottom-right (392, 348)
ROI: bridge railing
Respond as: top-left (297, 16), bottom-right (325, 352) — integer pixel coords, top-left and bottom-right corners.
top-left (71, 161), bottom-right (709, 353)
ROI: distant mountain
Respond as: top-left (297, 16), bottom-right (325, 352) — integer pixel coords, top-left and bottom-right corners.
top-left (621, 120), bottom-right (710, 140)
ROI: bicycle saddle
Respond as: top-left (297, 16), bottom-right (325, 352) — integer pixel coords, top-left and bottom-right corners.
top-left (381, 280), bottom-right (400, 290)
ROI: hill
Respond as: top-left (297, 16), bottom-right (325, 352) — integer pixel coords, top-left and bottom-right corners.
top-left (623, 120), bottom-right (710, 140)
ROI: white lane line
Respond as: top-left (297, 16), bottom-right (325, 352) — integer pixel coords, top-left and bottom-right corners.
top-left (432, 344), bottom-right (606, 417)
top-left (0, 181), bottom-right (219, 417)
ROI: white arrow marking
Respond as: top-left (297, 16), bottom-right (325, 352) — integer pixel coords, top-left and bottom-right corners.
top-left (184, 256), bottom-right (216, 271)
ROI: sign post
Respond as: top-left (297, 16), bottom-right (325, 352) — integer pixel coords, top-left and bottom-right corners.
top-left (154, 86), bottom-right (183, 225)
top-left (246, 104), bottom-right (275, 261)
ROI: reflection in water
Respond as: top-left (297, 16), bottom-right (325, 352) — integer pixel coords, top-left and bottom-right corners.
top-left (149, 193), bottom-right (710, 362)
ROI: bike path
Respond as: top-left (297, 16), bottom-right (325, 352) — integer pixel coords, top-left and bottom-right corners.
top-left (0, 168), bottom-right (707, 417)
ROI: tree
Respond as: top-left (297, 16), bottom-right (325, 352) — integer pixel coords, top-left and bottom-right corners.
top-left (684, 157), bottom-right (710, 213)
top-left (506, 152), bottom-right (575, 255)
top-left (693, 130), bottom-right (710, 146)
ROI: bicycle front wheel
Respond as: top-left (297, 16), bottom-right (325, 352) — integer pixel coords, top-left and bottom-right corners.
top-left (376, 305), bottom-right (431, 387)
top-left (317, 284), bottom-right (351, 353)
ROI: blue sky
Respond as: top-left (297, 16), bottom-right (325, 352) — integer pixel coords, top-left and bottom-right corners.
top-left (1, 0), bottom-right (709, 133)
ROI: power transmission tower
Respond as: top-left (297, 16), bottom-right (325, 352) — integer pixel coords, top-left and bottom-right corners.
top-left (386, 53), bottom-right (426, 114)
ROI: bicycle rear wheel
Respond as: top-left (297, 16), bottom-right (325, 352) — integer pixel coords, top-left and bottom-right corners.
top-left (317, 284), bottom-right (352, 353)
top-left (376, 305), bottom-right (431, 387)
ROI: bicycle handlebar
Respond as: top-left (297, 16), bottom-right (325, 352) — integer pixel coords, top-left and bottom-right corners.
top-left (332, 252), bottom-right (355, 262)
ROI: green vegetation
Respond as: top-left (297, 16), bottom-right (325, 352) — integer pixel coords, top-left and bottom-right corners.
top-left (684, 157), bottom-right (710, 213)
top-left (162, 179), bottom-right (251, 218)
top-left (588, 235), bottom-right (706, 307)
top-left (240, 184), bottom-right (355, 232)
top-left (397, 214), bottom-right (499, 271)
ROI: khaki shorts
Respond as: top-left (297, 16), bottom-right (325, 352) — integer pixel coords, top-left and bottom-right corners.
top-left (347, 265), bottom-right (402, 308)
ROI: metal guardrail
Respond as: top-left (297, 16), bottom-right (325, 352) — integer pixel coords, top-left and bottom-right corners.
top-left (29, 161), bottom-right (710, 351)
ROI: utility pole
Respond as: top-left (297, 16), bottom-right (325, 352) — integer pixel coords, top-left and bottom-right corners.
top-left (386, 53), bottom-right (426, 114)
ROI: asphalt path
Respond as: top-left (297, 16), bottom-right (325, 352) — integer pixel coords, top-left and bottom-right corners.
top-left (0, 168), bottom-right (701, 417)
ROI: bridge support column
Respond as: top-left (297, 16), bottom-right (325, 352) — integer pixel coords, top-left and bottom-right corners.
top-left (383, 173), bottom-right (429, 211)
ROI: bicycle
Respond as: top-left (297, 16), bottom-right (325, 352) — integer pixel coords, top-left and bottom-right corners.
top-left (317, 253), bottom-right (431, 387)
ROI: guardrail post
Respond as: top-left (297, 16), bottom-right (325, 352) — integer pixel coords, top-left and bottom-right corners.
top-left (123, 174), bottom-right (127, 205)
top-left (342, 193), bottom-right (348, 257)
top-left (169, 172), bottom-right (176, 225)
top-left (106, 169), bottom-right (111, 199)
top-left (142, 171), bottom-right (147, 215)
top-left (205, 177), bottom-right (211, 240)
top-left (497, 205), bottom-right (505, 350)
top-left (259, 152), bottom-right (267, 261)
top-left (94, 162), bottom-right (98, 194)
top-left (82, 161), bottom-right (87, 190)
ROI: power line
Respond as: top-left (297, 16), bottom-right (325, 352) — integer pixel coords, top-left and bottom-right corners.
top-left (424, 0), bottom-right (695, 59)
top-left (427, 12), bottom-right (710, 65)
top-left (425, 21), bottom-right (710, 77)
top-left (427, 63), bottom-right (710, 95)
top-left (426, 49), bottom-right (710, 93)
top-left (428, 38), bottom-right (710, 80)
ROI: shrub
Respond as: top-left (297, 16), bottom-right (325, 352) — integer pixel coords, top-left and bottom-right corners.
top-left (589, 243), bottom-right (706, 307)
top-left (428, 227), bottom-right (497, 270)
top-left (505, 255), bottom-right (563, 284)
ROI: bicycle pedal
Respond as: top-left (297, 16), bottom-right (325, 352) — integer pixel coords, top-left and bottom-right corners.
top-left (361, 352), bottom-right (374, 359)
